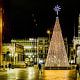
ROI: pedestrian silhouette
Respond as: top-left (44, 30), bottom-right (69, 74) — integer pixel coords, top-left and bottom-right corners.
top-left (76, 64), bottom-right (80, 75)
top-left (8, 63), bottom-right (11, 69)
top-left (38, 63), bottom-right (42, 73)
top-left (76, 64), bottom-right (79, 71)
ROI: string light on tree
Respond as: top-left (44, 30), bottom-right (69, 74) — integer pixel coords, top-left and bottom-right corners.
top-left (45, 5), bottom-right (69, 68)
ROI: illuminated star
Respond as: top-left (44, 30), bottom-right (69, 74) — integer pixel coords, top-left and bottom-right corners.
top-left (54, 5), bottom-right (61, 16)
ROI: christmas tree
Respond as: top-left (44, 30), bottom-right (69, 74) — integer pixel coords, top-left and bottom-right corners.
top-left (45, 17), bottom-right (69, 67)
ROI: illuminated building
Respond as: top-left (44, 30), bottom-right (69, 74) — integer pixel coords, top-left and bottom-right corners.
top-left (2, 37), bottom-right (68, 66)
top-left (78, 14), bottom-right (80, 37)
top-left (2, 43), bottom-right (14, 65)
top-left (2, 37), bottom-right (49, 66)
top-left (73, 14), bottom-right (80, 64)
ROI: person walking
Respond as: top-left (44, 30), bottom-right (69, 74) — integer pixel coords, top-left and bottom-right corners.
top-left (76, 64), bottom-right (80, 72)
top-left (38, 63), bottom-right (42, 73)
top-left (8, 63), bottom-right (11, 69)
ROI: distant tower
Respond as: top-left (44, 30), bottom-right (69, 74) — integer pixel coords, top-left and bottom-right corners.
top-left (78, 14), bottom-right (80, 37)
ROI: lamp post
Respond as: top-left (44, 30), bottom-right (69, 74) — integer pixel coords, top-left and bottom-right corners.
top-left (14, 53), bottom-right (18, 65)
top-left (47, 30), bottom-right (51, 42)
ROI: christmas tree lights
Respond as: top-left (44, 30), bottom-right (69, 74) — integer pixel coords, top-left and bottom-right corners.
top-left (45, 17), bottom-right (69, 67)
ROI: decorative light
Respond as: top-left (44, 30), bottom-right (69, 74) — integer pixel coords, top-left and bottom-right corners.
top-left (45, 9), bottom-right (69, 67)
top-left (15, 54), bottom-right (18, 57)
top-left (28, 55), bottom-right (31, 58)
top-left (24, 46), bottom-right (32, 49)
top-left (47, 30), bottom-right (50, 34)
top-left (54, 5), bottom-right (61, 16)
top-left (29, 38), bottom-right (34, 41)
top-left (9, 54), bottom-right (12, 56)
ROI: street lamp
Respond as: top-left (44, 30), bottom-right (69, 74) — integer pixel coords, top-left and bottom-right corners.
top-left (9, 53), bottom-right (12, 63)
top-left (47, 30), bottom-right (51, 42)
top-left (14, 53), bottom-right (18, 65)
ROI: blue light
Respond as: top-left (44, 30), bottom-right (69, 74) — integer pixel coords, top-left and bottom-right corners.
top-left (54, 5), bottom-right (61, 16)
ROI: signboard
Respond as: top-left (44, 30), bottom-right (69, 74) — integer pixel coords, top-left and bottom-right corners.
top-left (25, 58), bottom-right (29, 63)
top-left (15, 43), bottom-right (24, 53)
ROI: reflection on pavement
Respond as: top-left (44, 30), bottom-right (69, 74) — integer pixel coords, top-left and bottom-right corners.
top-left (0, 67), bottom-right (80, 80)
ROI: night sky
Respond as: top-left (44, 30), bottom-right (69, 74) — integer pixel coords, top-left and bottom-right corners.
top-left (3, 0), bottom-right (80, 43)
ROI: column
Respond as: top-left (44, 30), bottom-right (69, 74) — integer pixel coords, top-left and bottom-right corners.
top-left (0, 8), bottom-right (2, 66)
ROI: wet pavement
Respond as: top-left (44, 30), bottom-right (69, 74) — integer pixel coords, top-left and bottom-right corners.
top-left (0, 66), bottom-right (80, 80)
top-left (0, 66), bottom-right (40, 80)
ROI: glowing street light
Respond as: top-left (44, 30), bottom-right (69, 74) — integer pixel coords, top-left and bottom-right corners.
top-left (9, 53), bottom-right (12, 56)
top-left (9, 53), bottom-right (12, 63)
top-left (29, 38), bottom-right (34, 41)
top-left (47, 30), bottom-right (50, 34)
top-left (47, 30), bottom-right (51, 42)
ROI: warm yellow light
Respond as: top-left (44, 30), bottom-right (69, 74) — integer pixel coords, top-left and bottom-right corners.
top-left (29, 38), bottom-right (34, 41)
top-left (24, 46), bottom-right (32, 49)
top-left (15, 54), bottom-right (18, 57)
top-left (0, 8), bottom-right (2, 32)
top-left (44, 70), bottom-right (76, 80)
top-left (0, 8), bottom-right (2, 65)
top-left (9, 54), bottom-right (12, 56)
top-left (47, 30), bottom-right (50, 34)
top-left (28, 55), bottom-right (31, 58)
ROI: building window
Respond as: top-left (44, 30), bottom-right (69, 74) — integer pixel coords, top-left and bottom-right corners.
top-left (39, 50), bottom-right (43, 53)
top-left (45, 50), bottom-right (48, 53)
top-left (39, 54), bottom-right (43, 58)
top-left (45, 47), bottom-right (48, 53)
top-left (38, 40), bottom-right (43, 45)
top-left (45, 40), bottom-right (49, 45)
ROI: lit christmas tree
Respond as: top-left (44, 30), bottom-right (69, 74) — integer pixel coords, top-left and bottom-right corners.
top-left (45, 5), bottom-right (69, 67)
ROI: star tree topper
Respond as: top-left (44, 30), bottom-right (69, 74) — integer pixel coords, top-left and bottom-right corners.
top-left (54, 5), bottom-right (61, 16)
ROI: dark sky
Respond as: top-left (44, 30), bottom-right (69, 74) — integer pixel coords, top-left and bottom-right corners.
top-left (3, 0), bottom-right (80, 43)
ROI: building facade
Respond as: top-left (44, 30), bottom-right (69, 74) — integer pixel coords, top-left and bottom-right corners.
top-left (2, 37), bottom-right (68, 66)
top-left (73, 14), bottom-right (80, 65)
top-left (2, 37), bottom-right (49, 66)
